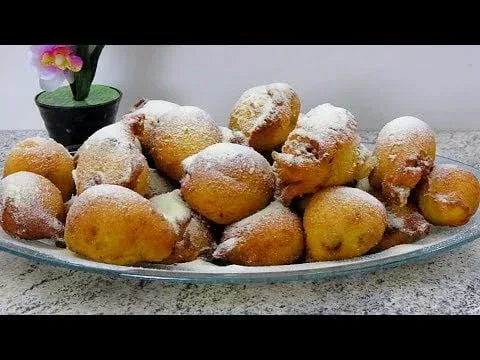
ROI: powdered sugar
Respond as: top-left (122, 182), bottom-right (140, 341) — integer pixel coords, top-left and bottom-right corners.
top-left (219, 126), bottom-right (249, 145)
top-left (71, 169), bottom-right (77, 188)
top-left (75, 184), bottom-right (144, 203)
top-left (86, 122), bottom-right (136, 146)
top-left (213, 237), bottom-right (241, 258)
top-left (392, 186), bottom-right (411, 206)
top-left (132, 99), bottom-right (179, 118)
top-left (181, 154), bottom-right (197, 173)
top-left (230, 83), bottom-right (292, 134)
top-left (67, 185), bottom-right (146, 226)
top-left (9, 137), bottom-right (71, 159)
top-left (182, 143), bottom-right (273, 178)
top-left (75, 120), bottom-right (147, 193)
top-left (356, 178), bottom-right (371, 192)
top-left (429, 164), bottom-right (471, 180)
top-left (0, 172), bottom-right (64, 238)
top-left (64, 195), bottom-right (77, 214)
top-left (151, 192), bottom-right (216, 264)
top-left (152, 106), bottom-right (220, 136)
top-left (355, 143), bottom-right (377, 177)
top-left (224, 200), bottom-right (284, 232)
top-left (377, 116), bottom-right (434, 144)
top-left (387, 212), bottom-right (405, 230)
top-left (272, 105), bottom-right (369, 204)
top-left (327, 187), bottom-right (387, 216)
top-left (150, 190), bottom-right (191, 234)
top-left (214, 201), bottom-right (298, 258)
top-left (357, 143), bottom-right (371, 161)
top-left (146, 169), bottom-right (174, 198)
top-left (294, 103), bottom-right (357, 143)
top-left (220, 126), bottom-right (235, 142)
top-left (0, 175), bottom-right (36, 211)
top-left (140, 105), bottom-right (223, 173)
top-left (277, 103), bottom-right (359, 167)
top-left (78, 186), bottom-right (145, 217)
top-left (386, 205), bottom-right (431, 237)
top-left (434, 194), bottom-right (455, 204)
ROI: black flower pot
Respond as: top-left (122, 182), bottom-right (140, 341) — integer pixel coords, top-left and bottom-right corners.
top-left (35, 86), bottom-right (122, 151)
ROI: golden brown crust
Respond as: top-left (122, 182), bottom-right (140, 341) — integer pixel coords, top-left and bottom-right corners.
top-left (162, 213), bottom-right (216, 264)
top-left (0, 172), bottom-right (65, 240)
top-left (3, 137), bottom-right (74, 201)
top-left (368, 194), bottom-right (430, 252)
top-left (385, 202), bottom-right (431, 237)
top-left (272, 104), bottom-right (374, 205)
top-left (304, 186), bottom-right (387, 261)
top-left (370, 230), bottom-right (415, 253)
top-left (134, 100), bottom-right (181, 152)
top-left (64, 185), bottom-right (176, 265)
top-left (74, 117), bottom-right (150, 196)
top-left (370, 116), bottom-right (436, 206)
top-left (180, 143), bottom-right (275, 225)
top-left (417, 164), bottom-right (480, 226)
top-left (214, 201), bottom-right (304, 266)
top-left (229, 83), bottom-right (300, 151)
top-left (140, 105), bottom-right (223, 181)
top-left (149, 190), bottom-right (216, 264)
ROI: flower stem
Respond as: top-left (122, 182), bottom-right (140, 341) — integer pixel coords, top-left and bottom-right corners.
top-left (70, 45), bottom-right (105, 101)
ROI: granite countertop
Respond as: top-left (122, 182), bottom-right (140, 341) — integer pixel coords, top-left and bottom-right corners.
top-left (0, 130), bottom-right (479, 315)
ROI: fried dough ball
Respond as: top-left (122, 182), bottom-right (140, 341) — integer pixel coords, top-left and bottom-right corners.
top-left (150, 190), bottom-right (215, 264)
top-left (417, 164), bottom-right (480, 226)
top-left (130, 99), bottom-right (181, 151)
top-left (213, 201), bottom-right (304, 266)
top-left (3, 137), bottom-right (74, 201)
top-left (139, 105), bottom-right (223, 181)
top-left (74, 116), bottom-right (150, 196)
top-left (229, 83), bottom-right (300, 151)
top-left (0, 172), bottom-right (65, 239)
top-left (146, 168), bottom-right (175, 199)
top-left (371, 200), bottom-right (430, 252)
top-left (370, 116), bottom-right (436, 206)
top-left (272, 103), bottom-right (376, 205)
top-left (385, 201), bottom-right (431, 237)
top-left (304, 186), bottom-right (387, 261)
top-left (181, 143), bottom-right (275, 224)
top-left (131, 99), bottom-right (180, 118)
top-left (64, 184), bottom-right (176, 265)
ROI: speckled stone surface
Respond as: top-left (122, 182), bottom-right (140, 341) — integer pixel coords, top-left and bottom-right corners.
top-left (0, 130), bottom-right (479, 315)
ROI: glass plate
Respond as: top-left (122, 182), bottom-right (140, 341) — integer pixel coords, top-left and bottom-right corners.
top-left (1, 155), bottom-right (479, 284)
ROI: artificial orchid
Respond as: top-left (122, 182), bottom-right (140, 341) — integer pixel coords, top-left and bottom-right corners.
top-left (29, 45), bottom-right (105, 101)
top-left (29, 45), bottom-right (83, 91)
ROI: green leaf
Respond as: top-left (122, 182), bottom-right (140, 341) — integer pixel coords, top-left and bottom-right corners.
top-left (69, 45), bottom-right (105, 101)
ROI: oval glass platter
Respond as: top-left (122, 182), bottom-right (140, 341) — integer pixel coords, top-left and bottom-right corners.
top-left (0, 154), bottom-right (479, 284)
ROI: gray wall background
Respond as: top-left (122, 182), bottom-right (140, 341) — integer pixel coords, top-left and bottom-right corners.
top-left (2, 45), bottom-right (479, 130)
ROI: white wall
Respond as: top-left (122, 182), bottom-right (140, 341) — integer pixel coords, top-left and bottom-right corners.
top-left (1, 45), bottom-right (480, 130)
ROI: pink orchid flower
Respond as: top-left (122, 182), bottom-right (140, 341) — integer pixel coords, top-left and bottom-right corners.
top-left (28, 45), bottom-right (83, 91)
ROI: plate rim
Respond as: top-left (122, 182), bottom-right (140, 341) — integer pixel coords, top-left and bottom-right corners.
top-left (1, 154), bottom-right (479, 284)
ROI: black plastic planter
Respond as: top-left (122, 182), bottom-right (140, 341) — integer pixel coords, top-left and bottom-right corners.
top-left (35, 87), bottom-right (122, 151)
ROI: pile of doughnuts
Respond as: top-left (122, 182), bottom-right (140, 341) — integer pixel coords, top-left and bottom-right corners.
top-left (1, 82), bottom-right (479, 267)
